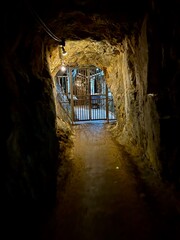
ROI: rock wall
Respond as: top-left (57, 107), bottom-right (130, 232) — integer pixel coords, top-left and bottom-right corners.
top-left (47, 18), bottom-right (161, 176)
top-left (105, 18), bottom-right (161, 174)
top-left (147, 0), bottom-right (180, 185)
top-left (0, 20), bottom-right (59, 223)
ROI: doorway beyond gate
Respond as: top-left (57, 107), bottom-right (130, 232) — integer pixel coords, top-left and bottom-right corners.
top-left (56, 66), bottom-right (116, 123)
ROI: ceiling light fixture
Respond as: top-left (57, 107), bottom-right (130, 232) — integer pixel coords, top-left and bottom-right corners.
top-left (59, 38), bottom-right (67, 56)
top-left (59, 39), bottom-right (67, 72)
top-left (60, 62), bottom-right (67, 72)
top-left (61, 46), bottom-right (67, 56)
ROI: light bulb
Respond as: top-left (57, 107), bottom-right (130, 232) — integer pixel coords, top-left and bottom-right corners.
top-left (60, 65), bottom-right (66, 72)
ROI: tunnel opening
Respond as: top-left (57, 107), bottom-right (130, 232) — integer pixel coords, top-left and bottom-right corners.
top-left (55, 65), bottom-right (116, 124)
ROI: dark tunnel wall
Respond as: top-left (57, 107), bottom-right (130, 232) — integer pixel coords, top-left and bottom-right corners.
top-left (147, 0), bottom-right (180, 186)
top-left (0, 1), bottom-right (59, 226)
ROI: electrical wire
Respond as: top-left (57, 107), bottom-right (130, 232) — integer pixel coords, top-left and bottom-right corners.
top-left (25, 0), bottom-right (62, 43)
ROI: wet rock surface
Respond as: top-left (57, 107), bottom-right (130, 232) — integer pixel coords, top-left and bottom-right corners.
top-left (41, 122), bottom-right (180, 240)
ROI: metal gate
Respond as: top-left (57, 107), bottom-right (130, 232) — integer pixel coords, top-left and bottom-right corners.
top-left (56, 66), bottom-right (116, 123)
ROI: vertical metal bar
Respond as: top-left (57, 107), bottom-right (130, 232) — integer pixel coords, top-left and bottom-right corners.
top-left (69, 67), bottom-right (74, 122)
top-left (80, 96), bottom-right (82, 120)
top-left (106, 84), bottom-right (109, 122)
top-left (65, 76), bottom-right (68, 95)
top-left (87, 68), bottom-right (91, 120)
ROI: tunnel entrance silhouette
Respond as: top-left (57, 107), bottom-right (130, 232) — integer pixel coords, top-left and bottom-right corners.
top-left (56, 66), bottom-right (116, 123)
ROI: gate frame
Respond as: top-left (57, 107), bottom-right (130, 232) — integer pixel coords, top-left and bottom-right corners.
top-left (57, 66), bottom-right (116, 124)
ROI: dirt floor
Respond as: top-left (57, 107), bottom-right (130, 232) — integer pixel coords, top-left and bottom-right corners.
top-left (40, 121), bottom-right (180, 240)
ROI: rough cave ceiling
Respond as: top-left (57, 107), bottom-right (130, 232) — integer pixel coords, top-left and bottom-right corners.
top-left (2, 0), bottom-right (148, 77)
top-left (26, 0), bottom-right (147, 74)
top-left (21, 0), bottom-right (147, 45)
top-left (38, 0), bottom-right (147, 44)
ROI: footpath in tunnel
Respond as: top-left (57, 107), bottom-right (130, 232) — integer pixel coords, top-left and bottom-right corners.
top-left (41, 121), bottom-right (180, 240)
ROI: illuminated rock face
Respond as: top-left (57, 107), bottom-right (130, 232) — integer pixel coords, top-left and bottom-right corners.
top-left (45, 0), bottom-right (180, 185)
top-left (1, 0), bottom-right (180, 213)
top-left (47, 17), bottom-right (159, 172)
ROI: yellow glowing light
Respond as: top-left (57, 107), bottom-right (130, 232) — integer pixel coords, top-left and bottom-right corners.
top-left (60, 65), bottom-right (66, 72)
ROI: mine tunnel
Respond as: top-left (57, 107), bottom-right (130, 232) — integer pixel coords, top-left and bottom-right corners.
top-left (1, 0), bottom-right (180, 239)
